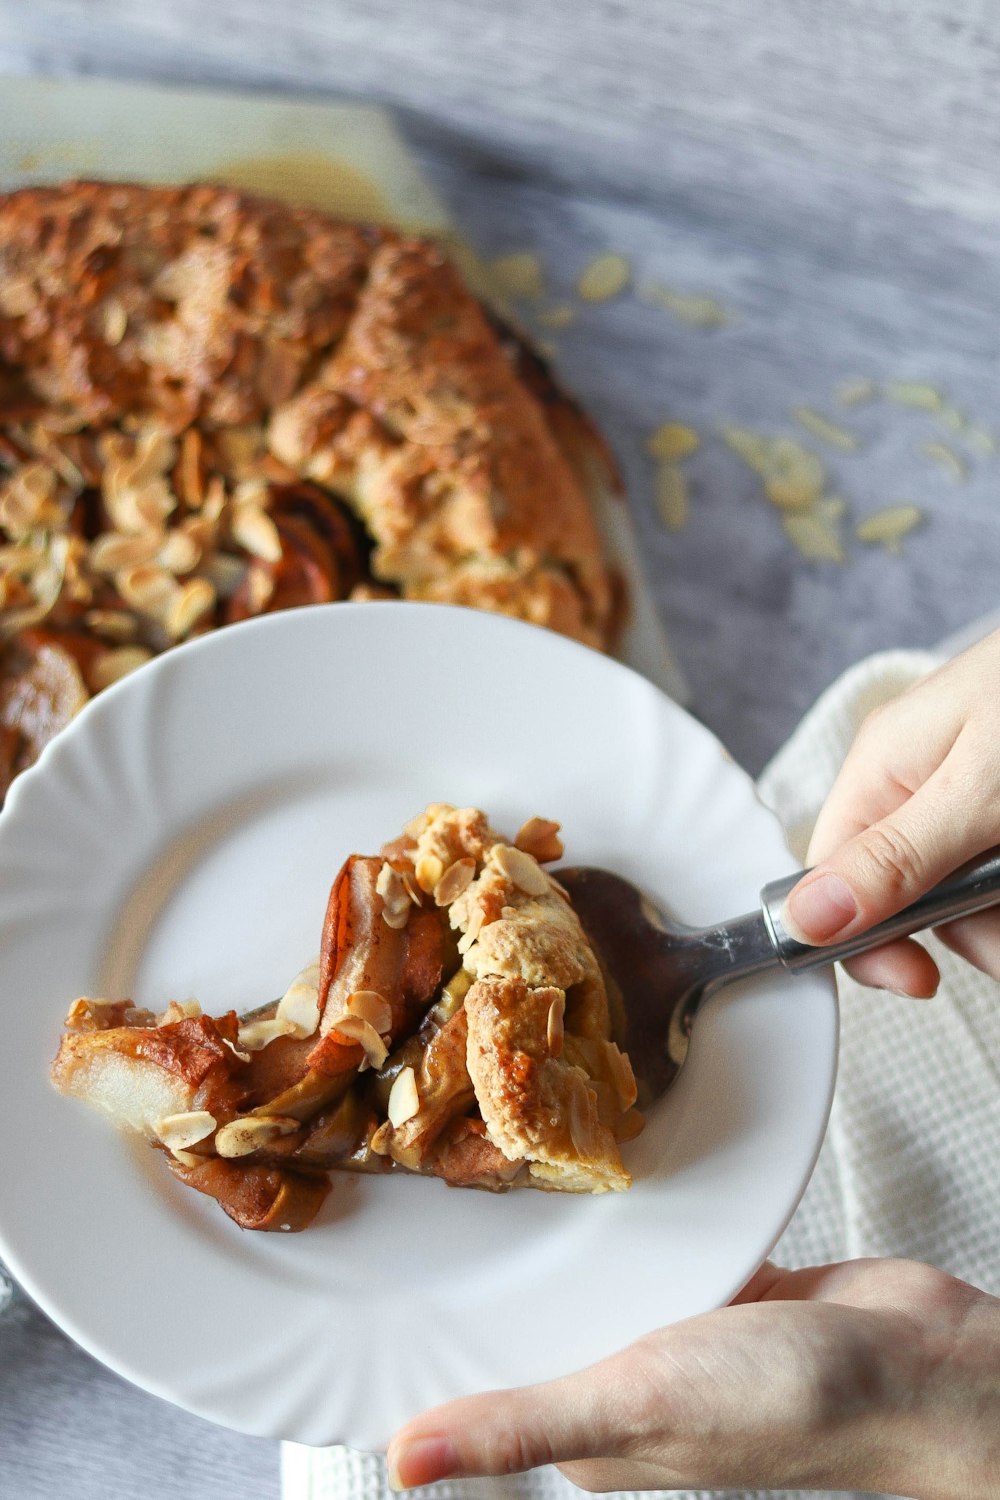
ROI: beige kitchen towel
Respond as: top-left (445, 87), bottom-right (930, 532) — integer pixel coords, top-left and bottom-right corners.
top-left (283, 637), bottom-right (1000, 1500)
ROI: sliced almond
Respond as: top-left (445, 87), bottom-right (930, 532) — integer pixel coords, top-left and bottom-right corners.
top-left (646, 422), bottom-right (700, 462)
top-left (330, 1014), bottom-right (389, 1069)
top-left (101, 298), bottom-right (128, 347)
top-left (370, 1120), bottom-right (393, 1155)
top-left (433, 857), bottom-right (476, 907)
top-left (577, 253), bottom-right (630, 303)
top-left (275, 959), bottom-right (321, 1038)
top-left (88, 646), bottom-right (153, 691)
top-left (165, 576), bottom-right (216, 640)
top-left (156, 1110), bottom-right (217, 1151)
top-left (490, 843), bottom-right (550, 896)
top-left (157, 999), bottom-right (202, 1025)
top-left (387, 1066), bottom-right (420, 1127)
top-left (90, 530), bottom-right (163, 573)
top-left (457, 902), bottom-right (486, 955)
top-left (514, 817), bottom-right (564, 864)
top-left (347, 989), bottom-right (393, 1036)
top-left (215, 1114), bottom-right (300, 1158)
top-left (546, 994), bottom-right (566, 1057)
top-left (237, 1015), bottom-right (295, 1052)
top-left (376, 861), bottom-right (412, 928)
top-left (83, 607), bottom-right (140, 643)
top-left (603, 1041), bottom-right (638, 1111)
top-left (231, 503), bottom-right (282, 562)
top-left (157, 529), bottom-right (202, 575)
top-left (117, 563), bottom-right (180, 616)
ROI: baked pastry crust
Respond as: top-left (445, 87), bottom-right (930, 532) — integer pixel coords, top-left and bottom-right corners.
top-left (1, 182), bottom-right (618, 794)
top-left (51, 804), bottom-right (641, 1229)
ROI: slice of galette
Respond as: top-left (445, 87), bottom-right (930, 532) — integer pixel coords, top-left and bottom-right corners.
top-left (51, 804), bottom-right (642, 1231)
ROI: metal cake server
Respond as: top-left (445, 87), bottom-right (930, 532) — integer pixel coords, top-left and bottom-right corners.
top-left (557, 849), bottom-right (1000, 1108)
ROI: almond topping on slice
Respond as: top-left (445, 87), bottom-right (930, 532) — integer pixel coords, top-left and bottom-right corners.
top-left (237, 1015), bottom-right (296, 1052)
top-left (275, 959), bottom-right (321, 1038)
top-left (157, 999), bottom-right (202, 1025)
top-left (347, 989), bottom-right (393, 1036)
top-left (546, 994), bottom-right (566, 1057)
top-left (603, 1041), bottom-right (638, 1112)
top-left (90, 530), bottom-right (163, 573)
top-left (514, 817), bottom-right (565, 864)
top-left (414, 853), bottom-right (444, 893)
top-left (330, 1014), bottom-right (389, 1069)
top-left (433, 857), bottom-right (476, 907)
top-left (490, 843), bottom-right (550, 896)
top-left (215, 1114), bottom-right (300, 1158)
top-left (370, 1121), bottom-right (393, 1155)
top-left (231, 503), bottom-right (282, 563)
top-left (156, 1110), bottom-right (217, 1151)
top-left (387, 1066), bottom-right (420, 1127)
top-left (376, 861), bottom-right (412, 929)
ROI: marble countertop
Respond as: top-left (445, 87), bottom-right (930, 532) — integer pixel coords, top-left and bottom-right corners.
top-left (1, 4), bottom-right (999, 1497)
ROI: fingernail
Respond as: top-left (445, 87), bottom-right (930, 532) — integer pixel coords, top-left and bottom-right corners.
top-left (387, 1436), bottom-right (461, 1491)
top-left (783, 872), bottom-right (858, 943)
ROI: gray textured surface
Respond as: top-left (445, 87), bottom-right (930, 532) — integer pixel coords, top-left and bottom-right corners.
top-left (1, 3), bottom-right (1000, 1499)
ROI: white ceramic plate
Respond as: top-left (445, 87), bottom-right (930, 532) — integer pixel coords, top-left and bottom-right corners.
top-left (0, 603), bottom-right (836, 1448)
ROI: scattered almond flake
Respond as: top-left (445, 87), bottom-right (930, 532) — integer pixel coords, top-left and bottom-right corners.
top-left (82, 608), bottom-right (139, 643)
top-left (887, 381), bottom-right (944, 411)
top-left (654, 465), bottom-right (689, 532)
top-left (0, 278), bottom-right (38, 316)
top-left (117, 563), bottom-right (180, 616)
top-left (577, 253), bottom-right (631, 303)
top-left (536, 304), bottom-right (577, 330)
top-left (938, 405), bottom-right (967, 432)
top-left (792, 407), bottom-right (859, 451)
top-left (274, 959), bottom-right (321, 1038)
top-left (387, 1066), bottom-right (420, 1128)
top-left (346, 989), bottom-right (393, 1036)
top-left (165, 577), bottom-right (216, 640)
top-left (331, 1014), bottom-right (389, 1069)
top-left (720, 425), bottom-right (773, 472)
top-left (237, 1015), bottom-right (295, 1052)
top-left (781, 510), bottom-right (846, 564)
top-left (244, 562), bottom-right (275, 614)
top-left (514, 816), bottom-right (564, 864)
top-left (101, 298), bottom-right (128, 347)
top-left (157, 999), bottom-right (202, 1024)
top-left (414, 853), bottom-right (444, 893)
top-left (89, 530), bottom-right (163, 574)
top-left (434, 857), bottom-right (476, 907)
top-left (966, 427), bottom-right (997, 455)
top-left (88, 646), bottom-right (154, 692)
top-left (835, 376), bottom-right (877, 406)
top-left (0, 461), bottom-right (61, 535)
top-left (758, 440), bottom-right (825, 511)
top-left (370, 1120), bottom-right (393, 1155)
top-left (215, 1114), bottom-right (299, 1159)
top-left (919, 441), bottom-right (965, 480)
top-left (491, 843), bottom-right (550, 896)
top-left (157, 529), bottom-right (201, 575)
top-left (486, 251), bottom-right (545, 302)
top-left (376, 861), bottom-right (412, 929)
top-left (646, 422), bottom-right (700, 462)
top-left (546, 994), bottom-right (565, 1057)
top-left (856, 505), bottom-right (925, 554)
top-left (638, 282), bottom-right (732, 327)
top-left (231, 503), bottom-right (282, 562)
top-left (603, 1041), bottom-right (638, 1111)
top-left (156, 1110), bottom-right (216, 1151)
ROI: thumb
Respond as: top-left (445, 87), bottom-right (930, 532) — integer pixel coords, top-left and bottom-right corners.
top-left (385, 1355), bottom-right (641, 1489)
top-left (782, 768), bottom-right (978, 946)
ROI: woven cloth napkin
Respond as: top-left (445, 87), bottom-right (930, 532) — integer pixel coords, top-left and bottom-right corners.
top-left (281, 631), bottom-right (1000, 1500)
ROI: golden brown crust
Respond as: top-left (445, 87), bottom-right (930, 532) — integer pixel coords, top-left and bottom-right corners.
top-left (0, 180), bottom-right (612, 661)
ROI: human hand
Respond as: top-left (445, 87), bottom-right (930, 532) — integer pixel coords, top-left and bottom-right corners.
top-left (386, 1257), bottom-right (1000, 1499)
top-left (781, 628), bottom-right (1000, 996)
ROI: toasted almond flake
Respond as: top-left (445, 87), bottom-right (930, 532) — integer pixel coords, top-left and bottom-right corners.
top-left (603, 1041), bottom-right (639, 1111)
top-left (370, 1120), bottom-right (393, 1155)
top-left (101, 299), bottom-right (128, 346)
top-left (919, 440), bottom-right (965, 479)
top-left (117, 563), bottom-right (180, 615)
top-left (347, 989), bottom-right (393, 1036)
top-left (434, 857), bottom-right (476, 907)
top-left (83, 607), bottom-right (140, 643)
top-left (487, 251), bottom-right (545, 301)
top-left (237, 1015), bottom-right (295, 1051)
top-left (171, 1147), bottom-right (205, 1167)
top-left (330, 1014), bottom-right (389, 1069)
top-left (457, 902), bottom-right (486, 955)
top-left (835, 376), bottom-right (877, 406)
top-left (577, 253), bottom-right (630, 303)
top-left (88, 645), bottom-right (153, 691)
top-left (887, 381), bottom-right (943, 411)
top-left (855, 504), bottom-right (924, 553)
top-left (376, 861), bottom-right (412, 928)
top-left (221, 1037), bottom-right (252, 1064)
top-left (720, 426), bottom-right (773, 472)
top-left (157, 999), bottom-right (202, 1024)
top-left (537, 304), bottom-right (576, 330)
top-left (89, 530), bottom-right (163, 573)
top-left (491, 843), bottom-right (550, 896)
top-left (646, 422), bottom-right (700, 462)
top-left (275, 959), bottom-right (322, 1038)
top-left (156, 1110), bottom-right (216, 1151)
top-left (792, 407), bottom-right (859, 451)
top-left (244, 561), bottom-right (275, 613)
top-left (0, 278), bottom-right (38, 316)
top-left (638, 282), bottom-right (732, 327)
top-left (165, 576), bottom-right (216, 640)
top-left (654, 465), bottom-right (689, 531)
top-left (546, 994), bottom-right (565, 1057)
top-left (215, 1114), bottom-right (300, 1158)
top-left (387, 1065), bottom-right (420, 1127)
top-left (157, 529), bottom-right (202, 575)
top-left (414, 853), bottom-right (445, 893)
top-left (231, 503), bottom-right (282, 562)
top-left (567, 1078), bottom-right (596, 1157)
top-left (514, 817), bottom-right (564, 864)
top-left (782, 510), bottom-right (846, 564)
top-left (403, 811), bottom-right (430, 838)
